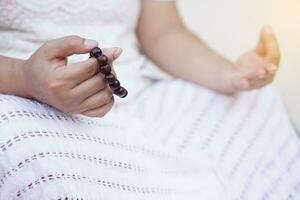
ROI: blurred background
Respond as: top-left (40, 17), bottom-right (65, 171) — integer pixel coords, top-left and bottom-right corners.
top-left (178, 0), bottom-right (300, 129)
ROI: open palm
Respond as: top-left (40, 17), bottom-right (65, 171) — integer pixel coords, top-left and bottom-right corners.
top-left (232, 26), bottom-right (281, 91)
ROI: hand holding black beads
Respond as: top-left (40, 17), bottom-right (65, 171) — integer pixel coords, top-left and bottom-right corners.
top-left (89, 47), bottom-right (128, 98)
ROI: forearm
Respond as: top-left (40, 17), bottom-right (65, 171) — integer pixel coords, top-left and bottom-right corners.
top-left (0, 55), bottom-right (27, 97)
top-left (139, 27), bottom-right (235, 93)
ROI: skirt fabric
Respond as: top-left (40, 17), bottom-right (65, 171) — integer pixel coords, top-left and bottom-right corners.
top-left (0, 79), bottom-right (300, 200)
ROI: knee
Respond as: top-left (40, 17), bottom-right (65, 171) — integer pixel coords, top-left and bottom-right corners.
top-left (0, 94), bottom-right (53, 129)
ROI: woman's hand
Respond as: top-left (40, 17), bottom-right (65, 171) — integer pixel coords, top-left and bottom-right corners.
top-left (18, 36), bottom-right (122, 117)
top-left (230, 26), bottom-right (281, 91)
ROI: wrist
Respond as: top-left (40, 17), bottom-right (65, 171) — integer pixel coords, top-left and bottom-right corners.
top-left (213, 61), bottom-right (237, 94)
top-left (11, 58), bottom-right (33, 99)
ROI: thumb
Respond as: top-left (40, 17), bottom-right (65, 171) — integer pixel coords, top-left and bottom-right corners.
top-left (263, 26), bottom-right (281, 65)
top-left (44, 35), bottom-right (98, 59)
top-left (256, 26), bottom-right (267, 56)
top-left (255, 26), bottom-right (280, 65)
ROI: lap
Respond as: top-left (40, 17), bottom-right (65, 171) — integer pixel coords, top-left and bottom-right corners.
top-left (129, 79), bottom-right (300, 199)
top-left (0, 93), bottom-right (225, 200)
top-left (1, 79), bottom-right (299, 199)
top-left (133, 79), bottom-right (292, 151)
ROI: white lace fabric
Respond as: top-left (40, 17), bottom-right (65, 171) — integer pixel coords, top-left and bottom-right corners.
top-left (1, 1), bottom-right (300, 200)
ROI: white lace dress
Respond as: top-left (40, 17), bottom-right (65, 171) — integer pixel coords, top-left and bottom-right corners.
top-left (0, 1), bottom-right (300, 200)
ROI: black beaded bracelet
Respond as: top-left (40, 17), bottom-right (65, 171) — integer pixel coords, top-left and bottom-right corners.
top-left (89, 47), bottom-right (128, 98)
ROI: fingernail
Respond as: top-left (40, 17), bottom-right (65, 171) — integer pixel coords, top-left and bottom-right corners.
top-left (84, 39), bottom-right (98, 48)
top-left (113, 48), bottom-right (123, 59)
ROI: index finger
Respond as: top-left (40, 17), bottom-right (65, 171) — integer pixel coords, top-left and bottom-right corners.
top-left (63, 58), bottom-right (100, 85)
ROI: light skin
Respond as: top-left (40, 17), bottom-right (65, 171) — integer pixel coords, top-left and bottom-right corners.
top-left (0, 36), bottom-right (122, 117)
top-left (0, 1), bottom-right (280, 117)
top-left (137, 1), bottom-right (280, 93)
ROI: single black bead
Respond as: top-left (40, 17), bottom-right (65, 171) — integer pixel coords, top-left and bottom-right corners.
top-left (118, 88), bottom-right (128, 98)
top-left (114, 87), bottom-right (128, 98)
top-left (105, 73), bottom-right (116, 83)
top-left (109, 79), bottom-right (120, 90)
top-left (90, 47), bottom-right (102, 58)
top-left (99, 64), bottom-right (111, 75)
top-left (97, 55), bottom-right (109, 66)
